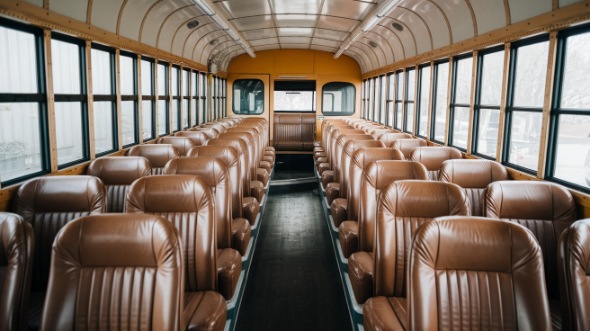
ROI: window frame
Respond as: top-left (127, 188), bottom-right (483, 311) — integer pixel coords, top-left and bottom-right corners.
top-left (233, 78), bottom-right (264, 115)
top-left (90, 43), bottom-right (118, 155)
top-left (321, 81), bottom-right (356, 116)
top-left (140, 57), bottom-right (156, 141)
top-left (119, 50), bottom-right (139, 147)
top-left (156, 61), bottom-right (170, 136)
top-left (394, 70), bottom-right (404, 130)
top-left (416, 63), bottom-right (431, 138)
top-left (448, 53), bottom-right (473, 151)
top-left (404, 67), bottom-right (416, 134)
top-left (430, 60), bottom-right (449, 144)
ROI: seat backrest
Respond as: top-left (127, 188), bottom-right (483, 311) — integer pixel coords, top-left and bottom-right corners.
top-left (359, 162), bottom-right (429, 253)
top-left (207, 138), bottom-right (251, 196)
top-left (126, 175), bottom-right (217, 292)
top-left (200, 123), bottom-right (226, 135)
top-left (378, 132), bottom-right (412, 146)
top-left (174, 130), bottom-right (210, 146)
top-left (164, 157), bottom-right (232, 249)
top-left (485, 180), bottom-right (577, 300)
top-left (374, 180), bottom-right (469, 298)
top-left (187, 145), bottom-right (243, 219)
top-left (340, 140), bottom-right (384, 200)
top-left (389, 138), bottom-right (427, 159)
top-left (408, 216), bottom-right (551, 331)
top-left (41, 214), bottom-right (183, 331)
top-left (218, 132), bottom-right (256, 180)
top-left (333, 134), bottom-right (374, 183)
top-left (127, 144), bottom-right (180, 175)
top-left (0, 212), bottom-right (33, 331)
top-left (323, 124), bottom-right (352, 164)
top-left (156, 136), bottom-right (196, 156)
top-left (230, 127), bottom-right (262, 162)
top-left (87, 156), bottom-right (151, 212)
top-left (189, 127), bottom-right (219, 140)
top-left (329, 128), bottom-right (364, 168)
top-left (348, 148), bottom-right (404, 224)
top-left (439, 159), bottom-right (508, 216)
top-left (409, 146), bottom-right (463, 180)
top-left (369, 129), bottom-right (394, 140)
top-left (559, 219), bottom-right (590, 331)
top-left (13, 176), bottom-right (106, 291)
top-left (301, 113), bottom-right (316, 150)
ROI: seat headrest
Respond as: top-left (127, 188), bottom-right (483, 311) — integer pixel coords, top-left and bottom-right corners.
top-left (174, 131), bottom-right (210, 146)
top-left (207, 138), bottom-right (247, 156)
top-left (344, 140), bottom-right (384, 156)
top-left (127, 144), bottom-right (180, 167)
top-left (364, 161), bottom-right (429, 188)
top-left (186, 145), bottom-right (239, 168)
top-left (156, 137), bottom-right (196, 156)
top-left (352, 147), bottom-right (404, 168)
top-left (409, 146), bottom-right (463, 171)
top-left (87, 156), bottom-right (151, 185)
top-left (164, 157), bottom-right (228, 187)
top-left (439, 159), bottom-right (507, 188)
top-left (336, 134), bottom-right (373, 147)
top-left (218, 132), bottom-right (253, 145)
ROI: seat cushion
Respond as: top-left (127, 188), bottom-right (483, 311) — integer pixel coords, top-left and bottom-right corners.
top-left (325, 182), bottom-right (340, 206)
top-left (265, 146), bottom-right (275, 153)
top-left (321, 170), bottom-right (334, 189)
top-left (256, 168), bottom-right (270, 186)
top-left (331, 198), bottom-right (348, 228)
top-left (363, 296), bottom-right (407, 331)
top-left (314, 152), bottom-right (326, 162)
top-left (259, 161), bottom-right (272, 174)
top-left (242, 197), bottom-right (260, 226)
top-left (317, 162), bottom-right (330, 176)
top-left (231, 217), bottom-right (251, 256)
top-left (339, 220), bottom-right (358, 259)
top-left (217, 248), bottom-right (242, 300)
top-left (250, 180), bottom-right (265, 203)
top-left (184, 291), bottom-right (227, 331)
top-left (348, 251), bottom-right (374, 304)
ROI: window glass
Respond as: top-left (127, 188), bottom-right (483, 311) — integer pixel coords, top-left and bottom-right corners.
top-left (121, 101), bottom-right (135, 146)
top-left (508, 111), bottom-right (542, 170)
top-left (405, 104), bottom-right (414, 132)
top-left (417, 66), bottom-right (431, 137)
top-left (476, 108), bottom-right (500, 158)
top-left (407, 69), bottom-right (415, 100)
top-left (0, 26), bottom-right (37, 93)
top-left (561, 33), bottom-right (590, 109)
top-left (322, 82), bottom-right (355, 115)
top-left (433, 62), bottom-right (449, 142)
top-left (405, 69), bottom-right (416, 132)
top-left (394, 71), bottom-right (404, 129)
top-left (142, 100), bottom-right (153, 140)
top-left (233, 79), bottom-right (264, 114)
top-left (451, 107), bottom-right (469, 149)
top-left (158, 63), bottom-right (168, 95)
top-left (171, 100), bottom-right (179, 131)
top-left (55, 102), bottom-right (84, 164)
top-left (183, 69), bottom-right (190, 96)
top-left (513, 41), bottom-right (549, 107)
top-left (275, 91), bottom-right (315, 112)
top-left (454, 56), bottom-right (473, 104)
top-left (380, 76), bottom-right (387, 123)
top-left (475, 49), bottom-right (504, 158)
top-left (552, 114), bottom-right (590, 189)
top-left (120, 55), bottom-right (134, 95)
top-left (480, 51), bottom-right (504, 106)
top-left (141, 59), bottom-right (152, 96)
top-left (171, 66), bottom-right (179, 96)
top-left (386, 73), bottom-right (394, 126)
top-left (182, 99), bottom-right (189, 129)
top-left (91, 48), bottom-right (111, 95)
top-left (158, 100), bottom-right (168, 135)
top-left (51, 39), bottom-right (81, 94)
top-left (93, 101), bottom-right (114, 154)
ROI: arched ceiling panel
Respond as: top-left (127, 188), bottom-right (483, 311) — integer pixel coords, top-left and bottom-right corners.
top-left (91, 0), bottom-right (124, 32)
top-left (376, 19), bottom-right (415, 60)
top-left (242, 28), bottom-right (278, 41)
top-left (233, 15), bottom-right (275, 31)
top-left (219, 0), bottom-right (270, 18)
top-left (316, 15), bottom-right (358, 32)
top-left (360, 39), bottom-right (386, 68)
top-left (470, 0), bottom-right (506, 34)
top-left (350, 44), bottom-right (379, 70)
top-left (159, 4), bottom-right (201, 52)
top-left (250, 38), bottom-right (281, 47)
top-left (321, 0), bottom-right (373, 20)
top-left (431, 0), bottom-right (474, 42)
top-left (314, 29), bottom-right (349, 42)
top-left (405, 0), bottom-right (450, 49)
top-left (195, 33), bottom-right (231, 64)
top-left (172, 14), bottom-right (207, 56)
top-left (272, 0), bottom-right (321, 15)
top-left (49, 0), bottom-right (87, 22)
top-left (393, 7), bottom-right (432, 55)
top-left (183, 23), bottom-right (217, 59)
top-left (141, 1), bottom-right (182, 47)
top-left (365, 31), bottom-right (395, 65)
top-left (119, 0), bottom-right (158, 41)
top-left (509, 0), bottom-right (551, 24)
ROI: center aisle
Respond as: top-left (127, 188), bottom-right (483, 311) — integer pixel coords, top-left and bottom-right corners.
top-left (235, 187), bottom-right (352, 331)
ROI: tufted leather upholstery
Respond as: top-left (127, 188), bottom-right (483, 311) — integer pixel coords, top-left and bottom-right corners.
top-left (219, 132), bottom-right (269, 187)
top-left (559, 219), bottom-right (590, 331)
top-left (330, 139), bottom-right (384, 228)
top-left (87, 156), bottom-right (151, 212)
top-left (164, 157), bottom-right (251, 256)
top-left (388, 138), bottom-right (427, 159)
top-left (338, 148), bottom-right (405, 259)
top-left (273, 113), bottom-right (316, 151)
top-left (0, 212), bottom-right (33, 331)
top-left (200, 123), bottom-right (227, 135)
top-left (40, 214), bottom-right (195, 331)
top-left (127, 144), bottom-right (180, 175)
top-left (439, 159), bottom-right (507, 216)
top-left (348, 165), bottom-right (432, 305)
top-left (157, 136), bottom-right (197, 156)
top-left (175, 130), bottom-right (210, 146)
top-left (189, 127), bottom-right (219, 140)
top-left (409, 146), bottom-right (463, 180)
top-left (485, 180), bottom-right (576, 330)
top-left (364, 216), bottom-right (551, 331)
top-left (14, 176), bottom-right (106, 330)
top-left (378, 132), bottom-right (412, 147)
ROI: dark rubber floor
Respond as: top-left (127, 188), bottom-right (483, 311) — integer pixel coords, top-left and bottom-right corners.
top-left (235, 188), bottom-right (352, 331)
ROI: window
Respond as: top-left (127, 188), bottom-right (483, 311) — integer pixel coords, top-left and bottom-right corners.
top-left (182, 69), bottom-right (190, 129)
top-left (368, 78), bottom-right (375, 121)
top-left (157, 62), bottom-right (169, 136)
top-left (200, 72), bottom-right (207, 123)
top-left (190, 71), bottom-right (198, 127)
top-left (141, 58), bottom-right (155, 141)
top-left (404, 68), bottom-right (416, 133)
top-left (431, 61), bottom-right (449, 143)
top-left (221, 78), bottom-right (227, 118)
top-left (171, 66), bottom-right (180, 131)
top-left (52, 34), bottom-right (88, 167)
top-left (322, 82), bottom-right (355, 116)
top-left (379, 75), bottom-right (387, 124)
top-left (274, 81), bottom-right (315, 112)
top-left (449, 55), bottom-right (473, 150)
top-left (548, 26), bottom-right (590, 191)
top-left (386, 73), bottom-right (394, 127)
top-left (504, 37), bottom-right (549, 172)
top-left (362, 80), bottom-right (368, 119)
top-left (91, 45), bottom-right (117, 155)
top-left (394, 71), bottom-right (404, 129)
top-left (416, 64), bottom-right (431, 137)
top-left (473, 47), bottom-right (504, 158)
top-left (0, 21), bottom-right (48, 185)
top-left (233, 79), bottom-right (264, 115)
top-left (120, 52), bottom-right (138, 146)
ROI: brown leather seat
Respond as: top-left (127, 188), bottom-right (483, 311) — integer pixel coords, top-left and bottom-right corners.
top-left (126, 175), bottom-right (241, 301)
top-left (559, 218), bottom-right (590, 331)
top-left (388, 138), bottom-right (427, 159)
top-left (236, 123), bottom-right (275, 166)
top-left (200, 123), bottom-right (227, 135)
top-left (189, 127), bottom-right (219, 140)
top-left (273, 113), bottom-right (316, 151)
top-left (317, 127), bottom-right (362, 183)
top-left (242, 117), bottom-right (274, 154)
top-left (377, 132), bottom-right (412, 147)
top-left (164, 157), bottom-right (251, 256)
top-left (127, 144), bottom-right (180, 174)
top-left (157, 136), bottom-right (197, 156)
top-left (330, 139), bottom-right (384, 228)
top-left (338, 148), bottom-right (405, 259)
top-left (87, 156), bottom-right (151, 212)
top-left (364, 216), bottom-right (551, 331)
top-left (13, 176), bottom-right (106, 330)
top-left (230, 126), bottom-right (273, 173)
top-left (175, 130), bottom-right (210, 146)
top-left (409, 146), bottom-right (463, 180)
top-left (348, 166), bottom-right (436, 305)
top-left (219, 132), bottom-right (269, 187)
top-left (40, 214), bottom-right (198, 331)
top-left (0, 212), bottom-right (33, 331)
top-left (439, 159), bottom-right (508, 216)
top-left (485, 180), bottom-right (577, 330)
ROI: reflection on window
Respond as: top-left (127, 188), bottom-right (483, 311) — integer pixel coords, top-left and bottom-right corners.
top-left (200, 73), bottom-right (207, 123)
top-left (450, 56), bottom-right (472, 149)
top-left (91, 49), bottom-right (111, 95)
top-left (141, 59), bottom-right (155, 141)
top-left (417, 65), bottom-right (431, 137)
top-left (432, 62), bottom-right (449, 142)
top-left (120, 56), bottom-right (134, 95)
top-left (380, 76), bottom-right (387, 124)
top-left (508, 111), bottom-right (542, 170)
top-left (404, 69), bottom-right (415, 133)
top-left (476, 108), bottom-right (500, 158)
top-left (513, 41), bottom-right (548, 108)
top-left (51, 39), bottom-right (81, 95)
top-left (93, 101), bottom-right (114, 154)
top-left (141, 59), bottom-right (153, 96)
top-left (142, 100), bottom-right (153, 141)
top-left (233, 79), bottom-right (263, 114)
top-left (158, 99), bottom-right (168, 136)
top-left (275, 91), bottom-right (315, 112)
top-left (0, 26), bottom-right (37, 93)
top-left (561, 32), bottom-right (590, 109)
top-left (121, 101), bottom-right (135, 146)
top-left (322, 82), bottom-right (355, 116)
top-left (386, 73), bottom-right (394, 126)
top-left (157, 63), bottom-right (169, 135)
top-left (395, 71), bottom-right (404, 129)
top-left (553, 115), bottom-right (590, 189)
top-left (120, 54), bottom-right (137, 145)
top-left (55, 102), bottom-right (84, 165)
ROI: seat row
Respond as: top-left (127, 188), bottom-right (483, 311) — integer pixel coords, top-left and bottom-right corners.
top-left (0, 116), bottom-right (276, 331)
top-left (314, 118), bottom-right (586, 330)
